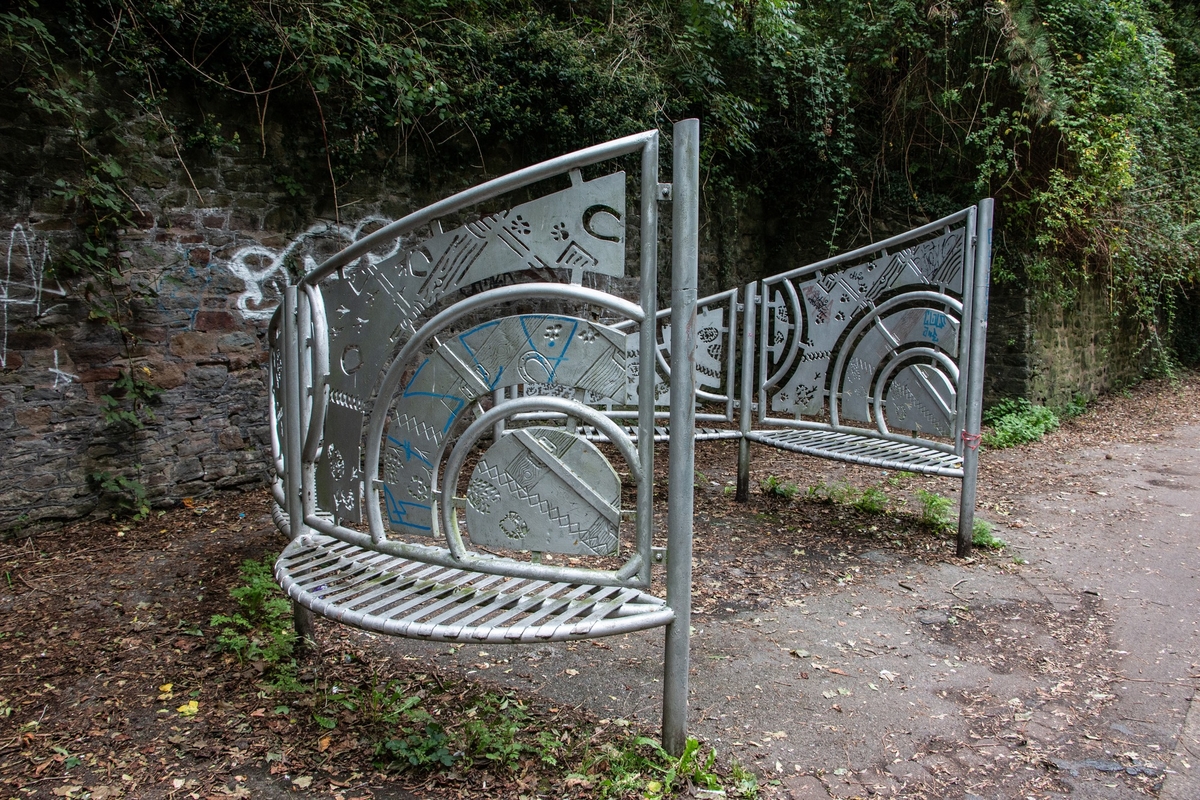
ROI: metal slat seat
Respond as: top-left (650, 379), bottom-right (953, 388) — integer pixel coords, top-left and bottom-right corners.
top-left (276, 534), bottom-right (674, 643)
top-left (744, 428), bottom-right (964, 477)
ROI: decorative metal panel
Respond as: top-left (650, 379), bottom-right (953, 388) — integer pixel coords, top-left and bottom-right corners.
top-left (382, 314), bottom-right (627, 536)
top-left (465, 426), bottom-right (621, 556)
top-left (315, 172), bottom-right (627, 520)
top-left (759, 221), bottom-right (968, 438)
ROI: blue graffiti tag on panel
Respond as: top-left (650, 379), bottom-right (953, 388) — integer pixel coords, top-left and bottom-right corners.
top-left (382, 484), bottom-right (432, 530)
top-left (519, 315), bottom-right (579, 383)
top-left (387, 436), bottom-right (434, 469)
top-left (402, 357), bottom-right (468, 434)
top-left (922, 309), bottom-right (948, 343)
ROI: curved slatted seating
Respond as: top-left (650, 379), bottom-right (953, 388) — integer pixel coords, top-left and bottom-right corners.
top-left (278, 533), bottom-right (673, 643)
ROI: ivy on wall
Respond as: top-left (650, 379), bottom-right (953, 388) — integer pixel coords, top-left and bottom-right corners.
top-left (4, 0), bottom-right (1200, 370)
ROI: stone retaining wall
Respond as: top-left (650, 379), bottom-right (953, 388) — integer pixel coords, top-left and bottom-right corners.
top-left (0, 114), bottom-right (1155, 531)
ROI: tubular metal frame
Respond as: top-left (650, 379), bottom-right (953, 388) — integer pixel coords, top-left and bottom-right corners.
top-left (272, 121), bottom-right (701, 754)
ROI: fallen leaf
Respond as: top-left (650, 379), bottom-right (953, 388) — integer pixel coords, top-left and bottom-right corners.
top-left (177, 700), bottom-right (199, 716)
top-left (565, 669), bottom-right (579, 676)
top-left (318, 735), bottom-right (332, 752)
top-left (829, 668), bottom-right (848, 676)
top-left (292, 776), bottom-right (313, 789)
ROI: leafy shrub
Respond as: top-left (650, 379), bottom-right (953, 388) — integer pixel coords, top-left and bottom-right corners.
top-left (982, 398), bottom-right (1060, 448)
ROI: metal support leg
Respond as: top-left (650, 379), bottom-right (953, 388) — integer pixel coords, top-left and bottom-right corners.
top-left (663, 118), bottom-right (699, 757)
top-left (735, 282), bottom-right (756, 502)
top-left (282, 287), bottom-right (317, 647)
top-left (957, 199), bottom-right (993, 556)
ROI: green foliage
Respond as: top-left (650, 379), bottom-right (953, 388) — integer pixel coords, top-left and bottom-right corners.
top-left (209, 555), bottom-right (299, 689)
top-left (915, 488), bottom-right (954, 534)
top-left (853, 486), bottom-right (890, 514)
top-left (972, 518), bottom-right (1006, 550)
top-left (761, 474), bottom-right (799, 499)
top-left (8, 0), bottom-right (1200, 368)
top-left (379, 723), bottom-right (457, 768)
top-left (982, 398), bottom-right (1060, 448)
top-left (88, 470), bottom-right (150, 521)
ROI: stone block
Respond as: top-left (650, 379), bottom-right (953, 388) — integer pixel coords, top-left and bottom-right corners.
top-left (176, 438), bottom-right (212, 458)
top-left (14, 406), bottom-right (51, 428)
top-left (188, 364), bottom-right (229, 390)
top-left (194, 311), bottom-right (238, 333)
top-left (147, 361), bottom-right (186, 390)
top-left (170, 331), bottom-right (220, 359)
top-left (172, 457), bottom-right (204, 483)
top-left (218, 427), bottom-right (245, 449)
top-left (21, 473), bottom-right (57, 490)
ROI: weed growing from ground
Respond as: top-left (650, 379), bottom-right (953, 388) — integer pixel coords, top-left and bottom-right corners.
top-left (853, 486), bottom-right (889, 514)
top-left (761, 474), bottom-right (799, 499)
top-left (972, 519), bottom-right (1007, 550)
top-left (982, 398), bottom-right (1060, 448)
top-left (915, 489), bottom-right (954, 533)
top-left (209, 555), bottom-right (300, 690)
top-left (210, 557), bottom-right (762, 795)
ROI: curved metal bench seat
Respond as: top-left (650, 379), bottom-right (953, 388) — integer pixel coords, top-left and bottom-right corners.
top-left (277, 534), bottom-right (674, 643)
top-left (744, 428), bottom-right (964, 478)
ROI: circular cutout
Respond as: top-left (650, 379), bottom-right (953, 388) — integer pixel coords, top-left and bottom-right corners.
top-left (341, 344), bottom-right (362, 375)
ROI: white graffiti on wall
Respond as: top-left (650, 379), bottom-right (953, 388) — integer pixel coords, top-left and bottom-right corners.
top-left (48, 349), bottom-right (79, 389)
top-left (220, 217), bottom-right (399, 320)
top-left (2, 225), bottom-right (66, 369)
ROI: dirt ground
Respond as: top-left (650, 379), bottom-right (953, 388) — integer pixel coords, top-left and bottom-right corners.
top-left (2, 373), bottom-right (1199, 799)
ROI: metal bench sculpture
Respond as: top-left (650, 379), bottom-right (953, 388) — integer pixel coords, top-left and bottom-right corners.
top-left (559, 201), bottom-right (993, 555)
top-left (270, 120), bottom-right (701, 753)
top-left (268, 114), bottom-right (993, 750)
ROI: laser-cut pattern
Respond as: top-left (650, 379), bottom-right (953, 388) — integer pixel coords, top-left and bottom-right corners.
top-left (760, 224), bottom-right (968, 438)
top-left (314, 173), bottom-right (627, 520)
top-left (382, 315), bottom-right (627, 536)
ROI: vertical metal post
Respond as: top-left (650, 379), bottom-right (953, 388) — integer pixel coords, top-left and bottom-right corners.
top-left (282, 287), bottom-right (317, 644)
top-left (663, 118), bottom-right (698, 756)
top-left (636, 130), bottom-right (660, 587)
top-left (957, 198), bottom-right (993, 556)
top-left (735, 282), bottom-right (757, 501)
